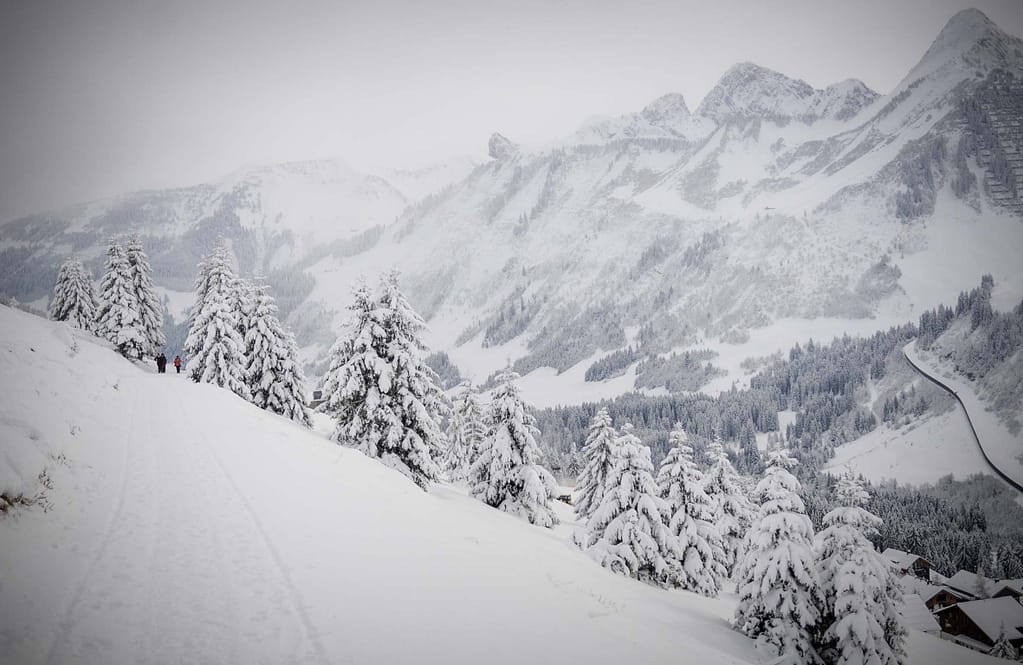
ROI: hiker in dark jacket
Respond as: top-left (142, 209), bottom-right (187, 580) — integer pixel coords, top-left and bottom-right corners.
top-left (156, 353), bottom-right (167, 373)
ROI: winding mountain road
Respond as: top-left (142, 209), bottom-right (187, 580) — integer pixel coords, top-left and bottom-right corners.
top-left (902, 341), bottom-right (1023, 495)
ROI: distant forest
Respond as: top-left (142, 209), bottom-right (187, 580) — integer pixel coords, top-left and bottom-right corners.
top-left (534, 276), bottom-right (1023, 577)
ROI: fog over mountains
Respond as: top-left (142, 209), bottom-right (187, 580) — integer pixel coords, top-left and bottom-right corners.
top-left (3, 8), bottom-right (1022, 401)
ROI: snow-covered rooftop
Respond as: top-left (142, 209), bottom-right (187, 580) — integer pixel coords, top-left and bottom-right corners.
top-left (899, 594), bottom-right (940, 634)
top-left (883, 548), bottom-right (929, 570)
top-left (946, 570), bottom-right (993, 596)
top-left (938, 596), bottom-right (1023, 642)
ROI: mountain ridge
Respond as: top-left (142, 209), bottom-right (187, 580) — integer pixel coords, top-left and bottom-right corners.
top-left (1, 9), bottom-right (1022, 405)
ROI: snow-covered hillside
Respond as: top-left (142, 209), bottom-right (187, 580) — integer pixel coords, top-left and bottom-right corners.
top-left (1, 9), bottom-right (1022, 408)
top-left (0, 305), bottom-right (997, 665)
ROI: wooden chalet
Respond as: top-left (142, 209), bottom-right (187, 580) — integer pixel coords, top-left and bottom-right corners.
top-left (936, 596), bottom-right (1023, 652)
top-left (882, 548), bottom-right (934, 580)
top-left (994, 579), bottom-right (1023, 601)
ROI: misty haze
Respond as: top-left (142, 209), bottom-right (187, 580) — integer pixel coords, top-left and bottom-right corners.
top-left (2, 2), bottom-right (1023, 664)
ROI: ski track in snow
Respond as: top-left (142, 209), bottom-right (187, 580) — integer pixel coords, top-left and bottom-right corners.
top-left (43, 377), bottom-right (330, 665)
top-left (177, 389), bottom-right (333, 665)
top-left (43, 386), bottom-right (137, 665)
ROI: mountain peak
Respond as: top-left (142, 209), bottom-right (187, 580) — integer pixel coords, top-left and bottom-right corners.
top-left (696, 62), bottom-right (815, 122)
top-left (935, 8), bottom-right (1000, 45)
top-left (488, 133), bottom-right (518, 160)
top-left (641, 93), bottom-right (690, 123)
top-left (904, 8), bottom-right (1021, 84)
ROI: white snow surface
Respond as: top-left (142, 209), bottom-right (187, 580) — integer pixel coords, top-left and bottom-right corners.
top-left (0, 305), bottom-right (1000, 665)
top-left (0, 305), bottom-right (754, 664)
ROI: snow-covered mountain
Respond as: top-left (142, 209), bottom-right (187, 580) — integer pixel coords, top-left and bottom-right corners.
top-left (2, 9), bottom-right (1022, 404)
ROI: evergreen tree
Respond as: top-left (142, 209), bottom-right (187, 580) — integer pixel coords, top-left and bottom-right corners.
top-left (584, 425), bottom-right (682, 585)
top-left (319, 274), bottom-right (445, 490)
top-left (814, 474), bottom-right (905, 665)
top-left (193, 239), bottom-right (235, 309)
top-left (231, 276), bottom-right (257, 340)
top-left (50, 258), bottom-right (97, 331)
top-left (703, 434), bottom-right (755, 577)
top-left (96, 240), bottom-right (146, 358)
top-left (125, 234), bottom-right (165, 355)
top-left (469, 369), bottom-right (558, 526)
top-left (988, 627), bottom-right (1018, 661)
top-left (184, 246), bottom-right (247, 397)
top-left (443, 380), bottom-right (488, 482)
top-left (243, 283), bottom-right (311, 427)
top-left (656, 423), bottom-right (727, 596)
top-left (574, 407), bottom-right (620, 520)
top-left (734, 448), bottom-right (822, 664)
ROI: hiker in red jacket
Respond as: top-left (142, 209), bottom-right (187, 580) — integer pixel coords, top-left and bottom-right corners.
top-left (173, 355), bottom-right (182, 374)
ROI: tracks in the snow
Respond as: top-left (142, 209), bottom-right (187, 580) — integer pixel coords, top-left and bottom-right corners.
top-left (174, 389), bottom-right (333, 665)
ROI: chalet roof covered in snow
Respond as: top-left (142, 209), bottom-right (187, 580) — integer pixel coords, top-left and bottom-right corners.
top-left (900, 576), bottom-right (972, 604)
top-left (899, 594), bottom-right (940, 634)
top-left (937, 596), bottom-right (1023, 642)
top-left (994, 579), bottom-right (1023, 598)
top-left (883, 548), bottom-right (932, 570)
top-left (946, 570), bottom-right (993, 596)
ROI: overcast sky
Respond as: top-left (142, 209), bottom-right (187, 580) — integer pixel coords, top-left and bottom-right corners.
top-left (1, 0), bottom-right (1021, 222)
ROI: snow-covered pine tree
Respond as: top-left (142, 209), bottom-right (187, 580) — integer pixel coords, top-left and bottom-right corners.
top-left (319, 273), bottom-right (445, 490)
top-left (815, 474), bottom-right (905, 665)
top-left (469, 369), bottom-right (558, 526)
top-left (125, 233), bottom-right (165, 356)
top-left (50, 258), bottom-right (98, 332)
top-left (183, 246), bottom-right (247, 398)
top-left (656, 423), bottom-right (727, 596)
top-left (231, 276), bottom-right (257, 341)
top-left (193, 239), bottom-right (235, 310)
top-left (734, 448), bottom-right (822, 664)
top-left (243, 282), bottom-right (311, 427)
top-left (574, 407), bottom-right (620, 520)
top-left (96, 240), bottom-right (146, 358)
top-left (703, 434), bottom-right (755, 577)
top-left (443, 380), bottom-right (488, 482)
top-left (584, 424), bottom-right (681, 585)
top-left (988, 626), bottom-right (1018, 660)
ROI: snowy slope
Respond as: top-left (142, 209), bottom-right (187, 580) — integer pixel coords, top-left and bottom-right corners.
top-left (0, 305), bottom-right (755, 664)
top-left (0, 305), bottom-right (1002, 665)
top-left (825, 409), bottom-right (990, 486)
top-left (905, 340), bottom-right (1023, 489)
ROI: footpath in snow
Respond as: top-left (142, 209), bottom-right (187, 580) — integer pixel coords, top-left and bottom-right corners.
top-left (904, 340), bottom-right (1023, 492)
top-left (0, 306), bottom-right (994, 665)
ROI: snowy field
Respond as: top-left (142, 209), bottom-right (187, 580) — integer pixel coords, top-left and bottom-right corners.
top-left (0, 305), bottom-right (996, 664)
top-left (826, 409), bottom-right (990, 486)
